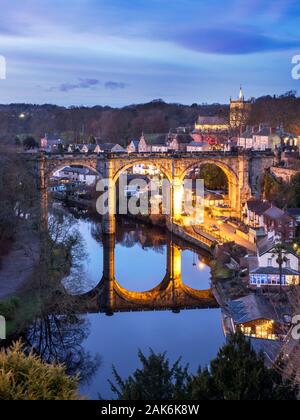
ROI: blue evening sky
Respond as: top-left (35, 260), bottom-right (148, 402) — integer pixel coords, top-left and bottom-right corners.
top-left (0, 0), bottom-right (299, 106)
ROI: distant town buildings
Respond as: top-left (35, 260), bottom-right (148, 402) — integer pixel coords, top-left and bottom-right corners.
top-left (238, 126), bottom-right (282, 151)
top-left (40, 134), bottom-right (64, 151)
top-left (127, 134), bottom-right (148, 153)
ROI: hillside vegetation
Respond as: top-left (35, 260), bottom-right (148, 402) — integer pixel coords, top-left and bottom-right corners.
top-left (0, 92), bottom-right (299, 145)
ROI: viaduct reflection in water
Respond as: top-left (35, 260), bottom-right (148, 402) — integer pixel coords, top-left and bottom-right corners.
top-left (79, 232), bottom-right (218, 315)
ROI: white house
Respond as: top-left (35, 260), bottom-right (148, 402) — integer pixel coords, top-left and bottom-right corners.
top-left (80, 144), bottom-right (90, 153)
top-left (238, 128), bottom-right (255, 149)
top-left (238, 126), bottom-right (281, 151)
top-left (94, 144), bottom-right (103, 154)
top-left (243, 199), bottom-right (272, 228)
top-left (97, 143), bottom-right (125, 153)
top-left (151, 144), bottom-right (169, 153)
top-left (54, 166), bottom-right (98, 186)
top-left (127, 134), bottom-right (149, 153)
top-left (250, 234), bottom-right (300, 287)
top-left (186, 141), bottom-right (210, 152)
top-left (252, 127), bottom-right (281, 151)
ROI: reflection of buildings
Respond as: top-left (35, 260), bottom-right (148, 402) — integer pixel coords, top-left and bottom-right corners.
top-left (79, 235), bottom-right (218, 315)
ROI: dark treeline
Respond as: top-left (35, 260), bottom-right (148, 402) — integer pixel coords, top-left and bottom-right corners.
top-left (249, 91), bottom-right (300, 134)
top-left (0, 92), bottom-right (299, 145)
top-left (0, 101), bottom-right (228, 145)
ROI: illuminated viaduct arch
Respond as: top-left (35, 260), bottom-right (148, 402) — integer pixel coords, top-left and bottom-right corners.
top-left (179, 159), bottom-right (239, 211)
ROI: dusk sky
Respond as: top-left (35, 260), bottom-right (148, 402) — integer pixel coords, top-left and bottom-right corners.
top-left (0, 0), bottom-right (300, 107)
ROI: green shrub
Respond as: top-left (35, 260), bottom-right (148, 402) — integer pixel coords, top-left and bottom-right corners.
top-left (0, 341), bottom-right (81, 400)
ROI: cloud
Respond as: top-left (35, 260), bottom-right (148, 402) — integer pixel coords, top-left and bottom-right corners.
top-left (48, 78), bottom-right (128, 93)
top-left (105, 81), bottom-right (128, 90)
top-left (167, 27), bottom-right (300, 55)
top-left (50, 78), bottom-right (101, 92)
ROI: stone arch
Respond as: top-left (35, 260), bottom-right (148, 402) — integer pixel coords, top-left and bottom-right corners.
top-left (179, 159), bottom-right (239, 211)
top-left (46, 161), bottom-right (101, 181)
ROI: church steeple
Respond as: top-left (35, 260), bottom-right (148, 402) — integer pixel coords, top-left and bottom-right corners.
top-left (239, 85), bottom-right (244, 101)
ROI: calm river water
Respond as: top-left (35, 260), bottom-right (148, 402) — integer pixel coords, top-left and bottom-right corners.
top-left (61, 214), bottom-right (225, 399)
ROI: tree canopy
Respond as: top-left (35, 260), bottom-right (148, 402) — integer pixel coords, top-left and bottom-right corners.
top-left (110, 334), bottom-right (298, 401)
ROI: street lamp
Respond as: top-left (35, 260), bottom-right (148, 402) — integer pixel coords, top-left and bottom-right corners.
top-left (198, 261), bottom-right (205, 270)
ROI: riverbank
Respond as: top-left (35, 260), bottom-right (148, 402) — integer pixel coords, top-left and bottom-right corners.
top-left (0, 225), bottom-right (40, 301)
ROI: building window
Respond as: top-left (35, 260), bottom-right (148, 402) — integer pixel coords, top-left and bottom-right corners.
top-left (286, 259), bottom-right (291, 269)
top-left (268, 258), bottom-right (272, 267)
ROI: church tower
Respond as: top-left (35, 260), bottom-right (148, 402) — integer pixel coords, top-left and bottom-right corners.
top-left (230, 86), bottom-right (252, 130)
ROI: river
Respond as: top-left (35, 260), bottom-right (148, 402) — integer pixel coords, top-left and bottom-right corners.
top-left (12, 205), bottom-right (225, 399)
top-left (59, 213), bottom-right (225, 399)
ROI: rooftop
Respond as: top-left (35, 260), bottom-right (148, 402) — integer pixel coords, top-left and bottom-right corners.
top-left (143, 133), bottom-right (167, 145)
top-left (175, 134), bottom-right (194, 144)
top-left (246, 199), bottom-right (271, 215)
top-left (188, 141), bottom-right (210, 147)
top-left (228, 294), bottom-right (288, 325)
top-left (287, 208), bottom-right (300, 216)
top-left (197, 116), bottom-right (228, 125)
top-left (251, 266), bottom-right (300, 276)
top-left (62, 166), bottom-right (96, 175)
top-left (264, 206), bottom-right (286, 220)
top-left (257, 236), bottom-right (276, 256)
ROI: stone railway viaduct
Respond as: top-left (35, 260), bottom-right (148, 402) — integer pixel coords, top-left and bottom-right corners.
top-left (23, 150), bottom-right (274, 313)
top-left (27, 150), bottom-right (274, 234)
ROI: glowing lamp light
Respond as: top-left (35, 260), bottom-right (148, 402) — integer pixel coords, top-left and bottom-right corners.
top-left (19, 113), bottom-right (25, 119)
top-left (198, 262), bottom-right (205, 270)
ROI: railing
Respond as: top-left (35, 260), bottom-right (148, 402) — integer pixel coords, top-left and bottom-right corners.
top-left (33, 149), bottom-right (274, 159)
top-left (191, 226), bottom-right (218, 247)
